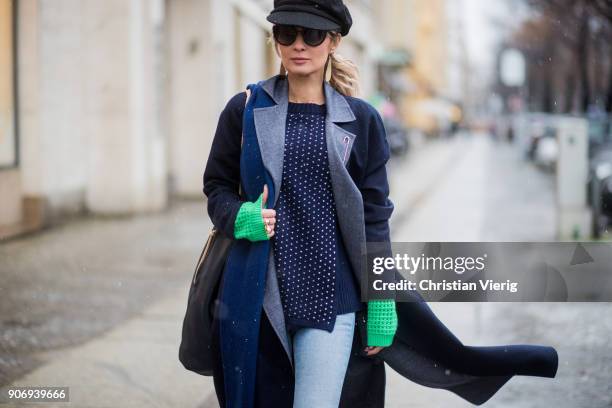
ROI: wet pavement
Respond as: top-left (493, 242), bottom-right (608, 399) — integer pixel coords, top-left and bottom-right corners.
top-left (391, 131), bottom-right (556, 241)
top-left (386, 133), bottom-right (612, 408)
top-left (1, 133), bottom-right (611, 407)
top-left (0, 201), bottom-right (211, 405)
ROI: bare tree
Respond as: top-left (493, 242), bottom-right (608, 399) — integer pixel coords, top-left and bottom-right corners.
top-left (511, 0), bottom-right (612, 113)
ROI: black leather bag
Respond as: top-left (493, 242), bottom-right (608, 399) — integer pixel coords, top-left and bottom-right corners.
top-left (179, 88), bottom-right (251, 376)
top-left (179, 227), bottom-right (233, 376)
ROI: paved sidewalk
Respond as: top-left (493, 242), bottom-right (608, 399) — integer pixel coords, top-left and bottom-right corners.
top-left (392, 132), bottom-right (556, 241)
top-left (386, 134), bottom-right (464, 230)
top-left (3, 287), bottom-right (216, 408)
top-left (1, 202), bottom-right (219, 407)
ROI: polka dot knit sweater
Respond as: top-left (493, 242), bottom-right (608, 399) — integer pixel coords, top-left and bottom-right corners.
top-left (271, 102), bottom-right (363, 334)
top-left (233, 101), bottom-right (397, 347)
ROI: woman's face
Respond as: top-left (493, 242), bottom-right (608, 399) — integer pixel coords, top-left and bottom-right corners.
top-left (274, 26), bottom-right (340, 77)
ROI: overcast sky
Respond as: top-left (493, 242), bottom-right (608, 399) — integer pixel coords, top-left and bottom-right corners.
top-left (462, 0), bottom-right (530, 77)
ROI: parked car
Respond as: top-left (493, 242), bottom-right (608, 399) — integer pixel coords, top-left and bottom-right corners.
top-left (524, 115), bottom-right (549, 160)
top-left (586, 118), bottom-right (612, 238)
top-left (533, 125), bottom-right (558, 170)
top-left (513, 113), bottom-right (548, 160)
top-left (587, 117), bottom-right (610, 159)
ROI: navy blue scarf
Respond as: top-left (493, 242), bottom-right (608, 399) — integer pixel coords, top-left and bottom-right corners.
top-left (219, 81), bottom-right (276, 408)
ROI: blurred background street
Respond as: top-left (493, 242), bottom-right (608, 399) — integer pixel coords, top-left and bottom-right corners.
top-left (1, 0), bottom-right (612, 406)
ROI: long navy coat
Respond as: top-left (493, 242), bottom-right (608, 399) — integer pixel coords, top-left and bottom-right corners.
top-left (203, 74), bottom-right (558, 407)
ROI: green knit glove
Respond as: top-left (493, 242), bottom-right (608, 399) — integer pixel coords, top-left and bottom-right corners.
top-left (367, 299), bottom-right (398, 347)
top-left (233, 193), bottom-right (269, 241)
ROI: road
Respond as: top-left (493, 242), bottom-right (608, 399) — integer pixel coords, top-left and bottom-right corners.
top-left (385, 133), bottom-right (612, 408)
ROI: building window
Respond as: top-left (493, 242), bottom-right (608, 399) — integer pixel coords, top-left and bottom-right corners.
top-left (0, 0), bottom-right (17, 169)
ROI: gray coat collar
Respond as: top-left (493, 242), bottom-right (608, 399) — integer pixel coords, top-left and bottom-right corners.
top-left (260, 74), bottom-right (356, 123)
top-left (254, 74), bottom-right (359, 208)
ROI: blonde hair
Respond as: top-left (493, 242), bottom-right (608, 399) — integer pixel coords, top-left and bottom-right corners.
top-left (267, 31), bottom-right (360, 97)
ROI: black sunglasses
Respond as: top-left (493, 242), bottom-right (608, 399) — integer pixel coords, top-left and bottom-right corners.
top-left (272, 25), bottom-right (331, 47)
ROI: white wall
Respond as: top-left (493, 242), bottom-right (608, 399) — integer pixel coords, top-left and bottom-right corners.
top-left (17, 0), bottom-right (168, 218)
top-left (167, 0), bottom-right (216, 197)
top-left (238, 12), bottom-right (268, 87)
top-left (84, 0), bottom-right (168, 213)
top-left (19, 0), bottom-right (88, 216)
top-left (167, 0), bottom-right (271, 198)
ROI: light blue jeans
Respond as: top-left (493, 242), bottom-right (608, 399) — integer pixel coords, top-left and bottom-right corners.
top-left (290, 312), bottom-right (356, 408)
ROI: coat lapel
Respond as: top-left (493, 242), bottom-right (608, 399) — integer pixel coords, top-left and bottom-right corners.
top-left (321, 82), bottom-right (369, 298)
top-left (254, 77), bottom-right (288, 207)
top-left (255, 75), bottom-right (358, 206)
top-left (255, 75), bottom-right (364, 369)
top-left (323, 79), bottom-right (357, 167)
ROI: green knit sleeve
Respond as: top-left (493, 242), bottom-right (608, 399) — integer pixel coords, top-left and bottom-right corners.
top-left (367, 299), bottom-right (398, 347)
top-left (233, 193), bottom-right (269, 241)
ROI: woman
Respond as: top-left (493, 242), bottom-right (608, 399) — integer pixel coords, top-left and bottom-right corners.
top-left (203, 1), bottom-right (558, 407)
top-left (204, 1), bottom-right (397, 406)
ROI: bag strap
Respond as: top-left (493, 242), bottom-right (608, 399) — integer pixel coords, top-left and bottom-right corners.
top-left (242, 88), bottom-right (250, 147)
top-left (238, 87), bottom-right (251, 198)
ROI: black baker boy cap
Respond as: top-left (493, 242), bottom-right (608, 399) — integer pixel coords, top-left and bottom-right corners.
top-left (266, 0), bottom-right (353, 36)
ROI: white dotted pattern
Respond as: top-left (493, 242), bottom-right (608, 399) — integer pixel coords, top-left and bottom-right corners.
top-left (272, 103), bottom-right (337, 331)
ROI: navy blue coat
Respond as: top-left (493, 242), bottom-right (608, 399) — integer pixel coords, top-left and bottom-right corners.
top-left (203, 75), bottom-right (559, 407)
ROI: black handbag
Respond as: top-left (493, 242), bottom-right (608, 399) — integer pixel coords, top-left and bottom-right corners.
top-left (179, 226), bottom-right (233, 375)
top-left (178, 88), bottom-right (251, 376)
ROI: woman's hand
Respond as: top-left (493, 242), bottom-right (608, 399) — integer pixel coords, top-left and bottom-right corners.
top-left (261, 184), bottom-right (276, 238)
top-left (364, 346), bottom-right (385, 356)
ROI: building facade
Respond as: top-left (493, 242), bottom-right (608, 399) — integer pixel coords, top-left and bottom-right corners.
top-left (0, 0), bottom-right (392, 239)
